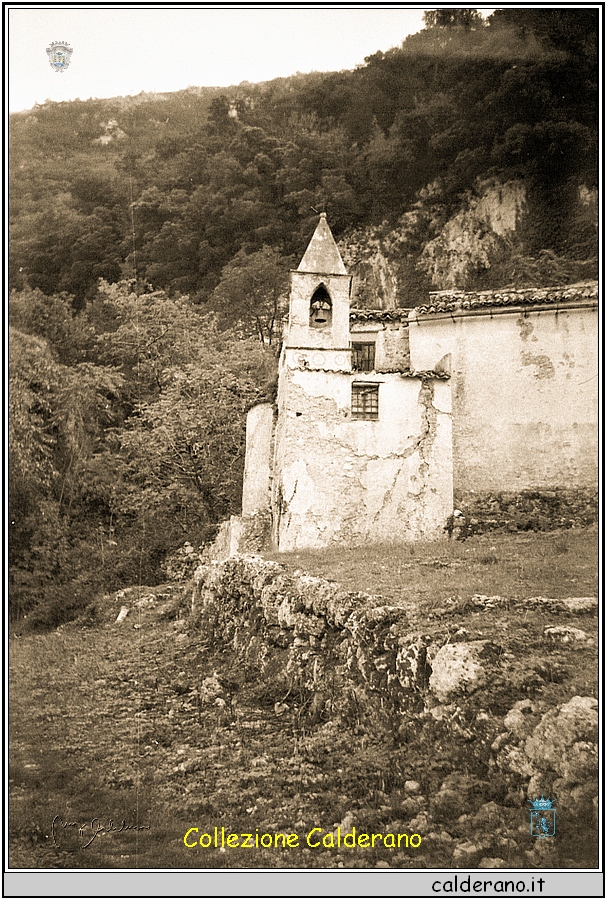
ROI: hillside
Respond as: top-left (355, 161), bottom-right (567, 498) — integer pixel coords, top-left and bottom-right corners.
top-left (10, 9), bottom-right (597, 306)
top-left (8, 8), bottom-right (599, 630)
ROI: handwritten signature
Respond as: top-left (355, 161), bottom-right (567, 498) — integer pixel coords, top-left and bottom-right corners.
top-left (51, 815), bottom-right (150, 849)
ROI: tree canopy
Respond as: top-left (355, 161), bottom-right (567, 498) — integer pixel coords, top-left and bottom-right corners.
top-left (10, 9), bottom-right (597, 306)
top-left (8, 282), bottom-right (275, 627)
top-left (423, 9), bottom-right (484, 30)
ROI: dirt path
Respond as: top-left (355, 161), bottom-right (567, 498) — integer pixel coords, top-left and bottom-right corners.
top-left (9, 595), bottom-right (278, 868)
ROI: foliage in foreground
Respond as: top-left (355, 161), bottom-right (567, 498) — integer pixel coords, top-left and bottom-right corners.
top-left (8, 281), bottom-right (277, 627)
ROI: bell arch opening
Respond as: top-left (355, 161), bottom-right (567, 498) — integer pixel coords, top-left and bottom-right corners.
top-left (309, 284), bottom-right (332, 328)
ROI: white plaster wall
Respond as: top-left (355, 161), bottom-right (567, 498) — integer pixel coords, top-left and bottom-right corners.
top-left (272, 368), bottom-right (453, 551)
top-left (408, 304), bottom-right (598, 492)
top-left (242, 403), bottom-right (274, 516)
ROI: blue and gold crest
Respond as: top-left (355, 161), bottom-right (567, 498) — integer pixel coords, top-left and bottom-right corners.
top-left (530, 796), bottom-right (556, 837)
top-left (46, 41), bottom-right (73, 73)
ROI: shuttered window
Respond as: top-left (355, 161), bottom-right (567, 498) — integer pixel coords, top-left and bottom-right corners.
top-left (352, 342), bottom-right (376, 372)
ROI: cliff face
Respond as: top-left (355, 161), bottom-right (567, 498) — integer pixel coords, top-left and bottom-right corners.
top-left (340, 179), bottom-right (597, 308)
top-left (340, 233), bottom-right (400, 310)
top-left (420, 180), bottom-right (527, 290)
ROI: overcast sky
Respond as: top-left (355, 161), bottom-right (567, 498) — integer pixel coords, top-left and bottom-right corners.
top-left (7, 6), bottom-right (494, 113)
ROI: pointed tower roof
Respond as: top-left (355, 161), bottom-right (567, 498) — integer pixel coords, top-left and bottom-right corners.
top-left (297, 213), bottom-right (348, 275)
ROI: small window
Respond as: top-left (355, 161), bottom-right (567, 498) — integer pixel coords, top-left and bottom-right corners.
top-left (352, 342), bottom-right (376, 372)
top-left (310, 284), bottom-right (332, 328)
top-left (351, 384), bottom-right (379, 420)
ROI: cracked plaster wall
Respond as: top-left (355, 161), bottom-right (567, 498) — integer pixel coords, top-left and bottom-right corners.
top-left (272, 366), bottom-right (453, 551)
top-left (350, 321), bottom-right (410, 371)
top-left (408, 305), bottom-right (598, 493)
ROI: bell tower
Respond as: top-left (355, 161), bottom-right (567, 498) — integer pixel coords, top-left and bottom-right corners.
top-left (260, 212), bottom-right (454, 552)
top-left (284, 213), bottom-right (352, 368)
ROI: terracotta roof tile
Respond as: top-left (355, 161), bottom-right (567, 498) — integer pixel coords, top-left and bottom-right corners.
top-left (415, 281), bottom-right (598, 316)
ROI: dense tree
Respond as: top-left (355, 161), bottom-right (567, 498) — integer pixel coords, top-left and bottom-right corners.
top-left (8, 288), bottom-right (93, 364)
top-left (423, 9), bottom-right (484, 30)
top-left (10, 19), bottom-right (597, 299)
top-left (209, 247), bottom-right (292, 345)
top-left (118, 338), bottom-right (275, 533)
top-left (8, 325), bottom-right (125, 622)
top-left (8, 281), bottom-right (277, 626)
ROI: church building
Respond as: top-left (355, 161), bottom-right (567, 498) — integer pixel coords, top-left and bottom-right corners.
top-left (212, 214), bottom-right (597, 557)
top-left (241, 213), bottom-right (453, 552)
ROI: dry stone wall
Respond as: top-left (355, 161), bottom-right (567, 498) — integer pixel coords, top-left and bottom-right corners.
top-left (455, 488), bottom-right (598, 535)
top-left (190, 555), bottom-right (431, 717)
top-left (188, 555), bottom-right (598, 856)
top-left (190, 555), bottom-right (597, 714)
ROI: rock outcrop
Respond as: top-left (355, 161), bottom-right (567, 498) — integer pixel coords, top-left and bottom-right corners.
top-left (495, 696), bottom-right (598, 819)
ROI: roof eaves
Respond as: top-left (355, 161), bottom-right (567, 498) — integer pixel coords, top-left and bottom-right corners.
top-left (414, 281), bottom-right (598, 316)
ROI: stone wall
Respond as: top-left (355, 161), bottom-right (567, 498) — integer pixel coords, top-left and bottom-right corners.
top-left (408, 296), bottom-right (598, 496)
top-left (193, 559), bottom-right (596, 770)
top-left (190, 557), bottom-right (598, 718)
top-left (455, 488), bottom-right (598, 534)
top-left (190, 554), bottom-right (431, 714)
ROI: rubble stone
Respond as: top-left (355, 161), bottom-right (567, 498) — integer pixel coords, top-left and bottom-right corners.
top-left (429, 641), bottom-right (498, 702)
top-left (496, 695), bottom-right (598, 819)
top-left (544, 625), bottom-right (589, 643)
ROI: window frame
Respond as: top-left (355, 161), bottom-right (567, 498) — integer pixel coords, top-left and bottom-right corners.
top-left (351, 382), bottom-right (379, 421)
top-left (351, 341), bottom-right (376, 373)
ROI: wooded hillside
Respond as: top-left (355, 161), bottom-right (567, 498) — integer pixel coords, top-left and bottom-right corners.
top-left (8, 9), bottom-right (598, 626)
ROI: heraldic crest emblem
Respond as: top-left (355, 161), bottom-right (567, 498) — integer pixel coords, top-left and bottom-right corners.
top-left (46, 41), bottom-right (73, 73)
top-left (529, 796), bottom-right (556, 837)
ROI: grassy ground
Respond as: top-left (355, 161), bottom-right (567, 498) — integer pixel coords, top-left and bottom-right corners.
top-left (9, 528), bottom-right (598, 870)
top-left (267, 529), bottom-right (598, 624)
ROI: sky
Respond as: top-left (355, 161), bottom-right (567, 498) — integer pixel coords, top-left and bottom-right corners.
top-left (7, 6), bottom-right (493, 114)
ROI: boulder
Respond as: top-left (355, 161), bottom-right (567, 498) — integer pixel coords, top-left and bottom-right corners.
top-left (547, 597), bottom-right (597, 614)
top-left (544, 625), bottom-right (589, 643)
top-left (524, 596), bottom-right (597, 614)
top-left (497, 696), bottom-right (598, 818)
top-left (429, 641), bottom-right (498, 702)
top-left (524, 696), bottom-right (598, 773)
